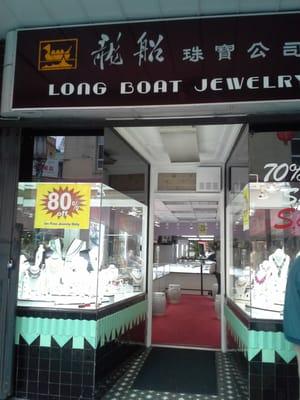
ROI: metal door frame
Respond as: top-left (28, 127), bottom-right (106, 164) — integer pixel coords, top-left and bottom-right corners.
top-left (0, 128), bottom-right (21, 400)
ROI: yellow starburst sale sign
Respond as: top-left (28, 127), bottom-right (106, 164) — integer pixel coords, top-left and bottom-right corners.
top-left (34, 183), bottom-right (91, 229)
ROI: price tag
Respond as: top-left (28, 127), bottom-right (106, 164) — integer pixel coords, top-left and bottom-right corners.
top-left (34, 183), bottom-right (91, 229)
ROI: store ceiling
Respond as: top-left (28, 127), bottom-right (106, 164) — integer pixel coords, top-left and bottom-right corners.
top-left (0, 0), bottom-right (299, 40)
top-left (155, 199), bottom-right (219, 223)
top-left (116, 124), bottom-right (243, 224)
top-left (116, 124), bottom-right (242, 165)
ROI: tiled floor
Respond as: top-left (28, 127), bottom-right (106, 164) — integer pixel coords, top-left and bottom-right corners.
top-left (103, 348), bottom-right (248, 400)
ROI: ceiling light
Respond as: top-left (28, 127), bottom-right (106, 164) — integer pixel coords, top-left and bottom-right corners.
top-left (181, 235), bottom-right (197, 238)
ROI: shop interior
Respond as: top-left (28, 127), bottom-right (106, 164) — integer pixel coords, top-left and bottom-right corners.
top-left (151, 200), bottom-right (221, 349)
top-left (118, 123), bottom-right (245, 349)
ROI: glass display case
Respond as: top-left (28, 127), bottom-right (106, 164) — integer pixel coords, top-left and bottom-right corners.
top-left (17, 181), bottom-right (147, 310)
top-left (153, 261), bottom-right (215, 276)
top-left (228, 181), bottom-right (300, 319)
top-left (153, 263), bottom-right (170, 280)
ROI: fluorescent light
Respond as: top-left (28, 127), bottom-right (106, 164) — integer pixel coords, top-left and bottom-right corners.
top-left (188, 237), bottom-right (214, 241)
top-left (181, 235), bottom-right (197, 238)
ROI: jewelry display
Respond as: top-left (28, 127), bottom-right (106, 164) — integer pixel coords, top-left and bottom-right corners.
top-left (89, 246), bottom-right (100, 271)
top-left (18, 255), bottom-right (30, 298)
top-left (251, 260), bottom-right (275, 308)
top-left (19, 242), bottom-right (144, 306)
top-left (28, 264), bottom-right (42, 279)
top-left (245, 248), bottom-right (290, 312)
top-left (130, 268), bottom-right (143, 284)
top-left (44, 254), bottom-right (64, 295)
top-left (235, 276), bottom-right (249, 300)
top-left (17, 181), bottom-right (147, 310)
top-left (270, 248), bottom-right (289, 278)
top-left (268, 248), bottom-right (290, 305)
top-left (129, 268), bottom-right (143, 291)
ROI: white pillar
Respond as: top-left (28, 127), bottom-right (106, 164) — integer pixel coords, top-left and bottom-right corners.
top-left (220, 165), bottom-right (227, 352)
top-left (145, 167), bottom-right (156, 347)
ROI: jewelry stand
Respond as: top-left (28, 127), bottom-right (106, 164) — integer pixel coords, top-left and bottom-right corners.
top-left (248, 249), bottom-right (290, 313)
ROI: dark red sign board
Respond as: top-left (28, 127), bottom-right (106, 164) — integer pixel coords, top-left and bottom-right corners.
top-left (11, 13), bottom-right (300, 109)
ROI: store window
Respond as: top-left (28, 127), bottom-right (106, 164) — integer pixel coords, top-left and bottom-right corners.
top-left (226, 130), bottom-right (250, 311)
top-left (17, 129), bottom-right (149, 310)
top-left (227, 129), bottom-right (300, 320)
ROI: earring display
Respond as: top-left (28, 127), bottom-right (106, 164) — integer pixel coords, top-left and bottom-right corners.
top-left (17, 182), bottom-right (147, 310)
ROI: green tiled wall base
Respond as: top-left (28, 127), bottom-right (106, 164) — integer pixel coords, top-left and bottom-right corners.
top-left (15, 300), bottom-right (147, 349)
top-left (225, 304), bottom-right (295, 363)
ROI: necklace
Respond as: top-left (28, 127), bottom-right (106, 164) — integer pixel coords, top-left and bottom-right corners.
top-left (236, 278), bottom-right (247, 287)
top-left (28, 266), bottom-right (41, 279)
top-left (272, 256), bottom-right (287, 277)
top-left (255, 274), bottom-right (266, 284)
top-left (130, 269), bottom-right (142, 284)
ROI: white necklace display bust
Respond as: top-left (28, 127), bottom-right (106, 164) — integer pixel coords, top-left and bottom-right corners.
top-left (269, 248), bottom-right (290, 305)
top-left (251, 248), bottom-right (290, 311)
top-left (269, 248), bottom-right (290, 279)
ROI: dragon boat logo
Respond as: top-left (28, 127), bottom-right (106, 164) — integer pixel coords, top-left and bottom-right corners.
top-left (38, 39), bottom-right (78, 71)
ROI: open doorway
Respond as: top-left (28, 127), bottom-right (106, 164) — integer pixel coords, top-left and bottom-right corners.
top-left (152, 198), bottom-right (221, 348)
top-left (117, 123), bottom-right (245, 350)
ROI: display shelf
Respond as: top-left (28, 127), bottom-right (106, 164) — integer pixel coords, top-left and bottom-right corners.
top-left (16, 293), bottom-right (146, 320)
top-left (227, 182), bottom-right (299, 320)
top-left (17, 182), bottom-right (147, 311)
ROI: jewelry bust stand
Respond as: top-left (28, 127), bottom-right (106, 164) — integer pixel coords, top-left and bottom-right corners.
top-left (235, 276), bottom-right (249, 300)
top-left (252, 260), bottom-right (277, 309)
top-left (130, 268), bottom-right (143, 291)
top-left (268, 248), bottom-right (290, 306)
top-left (22, 244), bottom-right (47, 298)
top-left (251, 248), bottom-right (290, 312)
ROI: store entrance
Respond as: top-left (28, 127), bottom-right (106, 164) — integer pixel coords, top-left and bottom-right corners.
top-left (152, 199), bottom-right (221, 348)
top-left (117, 123), bottom-right (245, 349)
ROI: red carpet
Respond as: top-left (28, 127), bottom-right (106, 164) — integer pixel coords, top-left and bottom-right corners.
top-left (152, 294), bottom-right (221, 348)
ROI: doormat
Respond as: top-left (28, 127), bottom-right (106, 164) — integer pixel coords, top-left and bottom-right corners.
top-left (132, 347), bottom-right (218, 395)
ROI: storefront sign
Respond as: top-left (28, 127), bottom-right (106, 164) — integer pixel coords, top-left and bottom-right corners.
top-left (274, 207), bottom-right (299, 230)
top-left (34, 183), bottom-right (91, 229)
top-left (8, 13), bottom-right (300, 109)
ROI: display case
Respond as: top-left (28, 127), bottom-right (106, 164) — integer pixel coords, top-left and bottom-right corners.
top-left (153, 263), bottom-right (170, 280)
top-left (228, 181), bottom-right (300, 319)
top-left (17, 181), bottom-right (147, 310)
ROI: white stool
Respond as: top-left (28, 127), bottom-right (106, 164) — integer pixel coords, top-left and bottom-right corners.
top-left (212, 283), bottom-right (219, 299)
top-left (215, 294), bottom-right (221, 319)
top-left (152, 292), bottom-right (167, 316)
top-left (167, 284), bottom-right (181, 304)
